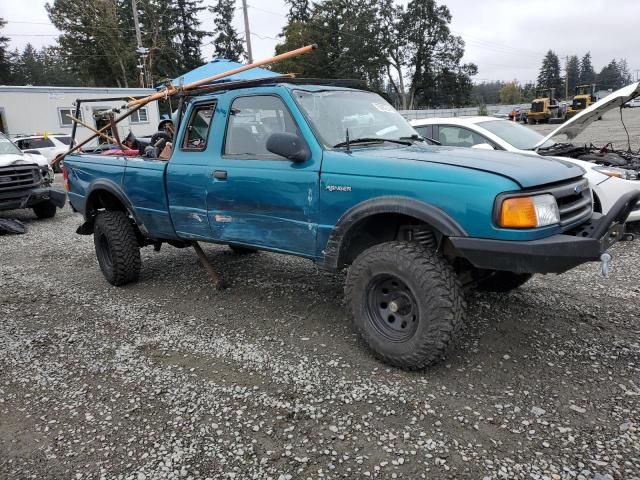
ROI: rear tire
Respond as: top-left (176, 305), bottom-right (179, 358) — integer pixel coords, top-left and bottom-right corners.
top-left (93, 211), bottom-right (141, 286)
top-left (229, 244), bottom-right (258, 255)
top-left (32, 201), bottom-right (57, 219)
top-left (345, 241), bottom-right (465, 369)
top-left (475, 271), bottom-right (532, 292)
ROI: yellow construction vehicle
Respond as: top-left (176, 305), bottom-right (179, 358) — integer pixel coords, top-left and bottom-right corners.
top-left (527, 88), bottom-right (565, 124)
top-left (566, 84), bottom-right (597, 119)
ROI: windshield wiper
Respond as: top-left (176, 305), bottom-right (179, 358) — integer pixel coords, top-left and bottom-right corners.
top-left (332, 137), bottom-right (412, 148)
top-left (401, 134), bottom-right (441, 146)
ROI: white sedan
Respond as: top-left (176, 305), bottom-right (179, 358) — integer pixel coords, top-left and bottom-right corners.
top-left (411, 84), bottom-right (640, 222)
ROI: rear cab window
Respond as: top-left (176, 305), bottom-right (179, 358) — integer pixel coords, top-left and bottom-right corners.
top-left (181, 102), bottom-right (216, 151)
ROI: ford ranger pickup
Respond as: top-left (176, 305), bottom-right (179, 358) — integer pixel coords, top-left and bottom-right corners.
top-left (62, 79), bottom-right (639, 369)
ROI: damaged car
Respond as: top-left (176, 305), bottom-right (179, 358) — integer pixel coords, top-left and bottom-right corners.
top-left (0, 132), bottom-right (66, 219)
top-left (411, 82), bottom-right (640, 222)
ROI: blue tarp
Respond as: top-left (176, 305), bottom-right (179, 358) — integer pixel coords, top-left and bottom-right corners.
top-left (170, 59), bottom-right (280, 87)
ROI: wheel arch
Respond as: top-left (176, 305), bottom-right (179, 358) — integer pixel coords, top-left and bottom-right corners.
top-left (321, 196), bottom-right (467, 271)
top-left (78, 180), bottom-right (146, 236)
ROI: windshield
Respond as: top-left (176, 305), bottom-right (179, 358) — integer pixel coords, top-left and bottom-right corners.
top-left (479, 119), bottom-right (554, 150)
top-left (0, 134), bottom-right (23, 155)
top-left (292, 89), bottom-right (418, 147)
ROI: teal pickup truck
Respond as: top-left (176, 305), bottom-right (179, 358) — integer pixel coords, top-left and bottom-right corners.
top-left (62, 78), bottom-right (639, 368)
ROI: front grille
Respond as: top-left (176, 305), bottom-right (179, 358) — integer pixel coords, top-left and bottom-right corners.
top-left (572, 98), bottom-right (586, 110)
top-left (531, 101), bottom-right (544, 113)
top-left (546, 178), bottom-right (593, 229)
top-left (0, 164), bottom-right (41, 200)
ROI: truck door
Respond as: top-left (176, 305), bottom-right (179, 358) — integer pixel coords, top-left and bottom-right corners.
top-left (166, 101), bottom-right (217, 240)
top-left (206, 92), bottom-right (320, 256)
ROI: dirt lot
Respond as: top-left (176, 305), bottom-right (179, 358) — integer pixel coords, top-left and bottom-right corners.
top-left (1, 112), bottom-right (640, 480)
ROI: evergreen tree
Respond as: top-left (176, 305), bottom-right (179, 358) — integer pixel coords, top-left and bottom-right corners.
top-left (285, 0), bottom-right (311, 22)
top-left (536, 50), bottom-right (563, 96)
top-left (209, 0), bottom-right (245, 61)
top-left (174, 0), bottom-right (207, 71)
top-left (47, 0), bottom-right (137, 87)
top-left (596, 59), bottom-right (631, 90)
top-left (579, 52), bottom-right (596, 84)
top-left (566, 55), bottom-right (579, 95)
top-left (0, 18), bottom-right (11, 84)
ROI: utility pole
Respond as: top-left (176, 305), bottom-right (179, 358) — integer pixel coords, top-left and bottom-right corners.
top-left (131, 0), bottom-right (149, 87)
top-left (241, 0), bottom-right (253, 63)
top-left (635, 69), bottom-right (640, 82)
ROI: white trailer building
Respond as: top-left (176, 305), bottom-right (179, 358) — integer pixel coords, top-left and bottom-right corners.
top-left (0, 86), bottom-right (161, 145)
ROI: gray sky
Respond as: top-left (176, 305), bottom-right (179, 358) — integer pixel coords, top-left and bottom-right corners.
top-left (1, 0), bottom-right (639, 84)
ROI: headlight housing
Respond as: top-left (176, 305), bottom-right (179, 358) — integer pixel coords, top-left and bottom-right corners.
top-left (498, 194), bottom-right (560, 228)
top-left (593, 166), bottom-right (638, 181)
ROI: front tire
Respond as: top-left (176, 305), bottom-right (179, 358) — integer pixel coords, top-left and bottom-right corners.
top-left (475, 271), bottom-right (532, 292)
top-left (93, 211), bottom-right (141, 286)
top-left (32, 201), bottom-right (57, 219)
top-left (345, 241), bottom-right (465, 369)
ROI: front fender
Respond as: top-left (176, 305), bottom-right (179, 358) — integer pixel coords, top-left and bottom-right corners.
top-left (321, 196), bottom-right (467, 271)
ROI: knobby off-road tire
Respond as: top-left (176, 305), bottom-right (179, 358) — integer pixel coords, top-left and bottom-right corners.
top-left (32, 201), bottom-right (57, 219)
top-left (475, 271), bottom-right (533, 293)
top-left (345, 241), bottom-right (465, 369)
top-left (229, 244), bottom-right (259, 255)
top-left (93, 211), bottom-right (141, 286)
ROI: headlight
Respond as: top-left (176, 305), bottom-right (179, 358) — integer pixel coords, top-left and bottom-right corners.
top-left (593, 166), bottom-right (638, 180)
top-left (498, 194), bottom-right (560, 228)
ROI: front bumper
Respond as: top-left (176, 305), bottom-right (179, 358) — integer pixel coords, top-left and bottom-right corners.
top-left (0, 186), bottom-right (67, 211)
top-left (450, 191), bottom-right (640, 274)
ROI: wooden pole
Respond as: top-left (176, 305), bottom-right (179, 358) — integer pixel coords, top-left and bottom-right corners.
top-left (53, 44), bottom-right (317, 167)
top-left (66, 114), bottom-right (116, 144)
top-left (126, 44), bottom-right (317, 109)
top-left (52, 102), bottom-right (146, 167)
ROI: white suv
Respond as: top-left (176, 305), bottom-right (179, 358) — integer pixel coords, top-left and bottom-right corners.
top-left (13, 134), bottom-right (72, 172)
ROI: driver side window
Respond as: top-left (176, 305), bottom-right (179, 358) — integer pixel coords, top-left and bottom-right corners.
top-left (224, 95), bottom-right (298, 157)
top-left (438, 126), bottom-right (487, 148)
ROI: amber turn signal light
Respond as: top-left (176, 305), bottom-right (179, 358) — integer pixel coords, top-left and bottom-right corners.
top-left (498, 196), bottom-right (537, 228)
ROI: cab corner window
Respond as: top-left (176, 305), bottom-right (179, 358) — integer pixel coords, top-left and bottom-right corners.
top-left (182, 103), bottom-right (215, 151)
top-left (224, 95), bottom-right (298, 157)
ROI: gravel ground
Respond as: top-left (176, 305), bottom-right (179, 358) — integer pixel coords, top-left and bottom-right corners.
top-left (1, 113), bottom-right (640, 480)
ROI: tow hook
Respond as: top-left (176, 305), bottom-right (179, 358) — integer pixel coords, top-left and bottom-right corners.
top-left (600, 253), bottom-right (611, 278)
top-left (621, 232), bottom-right (635, 242)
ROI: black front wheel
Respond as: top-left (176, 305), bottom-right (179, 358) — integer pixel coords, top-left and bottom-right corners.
top-left (345, 241), bottom-right (465, 369)
top-left (93, 211), bottom-right (141, 286)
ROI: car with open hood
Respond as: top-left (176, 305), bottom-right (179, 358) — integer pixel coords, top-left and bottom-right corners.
top-left (411, 82), bottom-right (640, 223)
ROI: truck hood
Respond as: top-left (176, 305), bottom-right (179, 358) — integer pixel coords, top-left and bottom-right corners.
top-left (353, 144), bottom-right (584, 188)
top-left (536, 81), bottom-right (640, 147)
top-left (0, 153), bottom-right (47, 168)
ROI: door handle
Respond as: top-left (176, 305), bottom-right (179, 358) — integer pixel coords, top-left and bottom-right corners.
top-left (213, 170), bottom-right (227, 180)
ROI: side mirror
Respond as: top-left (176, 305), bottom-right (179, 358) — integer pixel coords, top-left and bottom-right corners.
top-left (266, 132), bottom-right (310, 162)
top-left (472, 143), bottom-right (495, 150)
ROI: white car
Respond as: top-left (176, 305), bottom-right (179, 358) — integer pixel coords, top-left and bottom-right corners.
top-left (625, 97), bottom-right (640, 108)
top-left (13, 134), bottom-right (72, 171)
top-left (411, 82), bottom-right (640, 222)
top-left (0, 132), bottom-right (52, 179)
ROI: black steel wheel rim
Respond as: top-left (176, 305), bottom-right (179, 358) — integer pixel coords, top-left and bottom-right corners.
top-left (365, 274), bottom-right (419, 342)
top-left (97, 234), bottom-right (113, 271)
